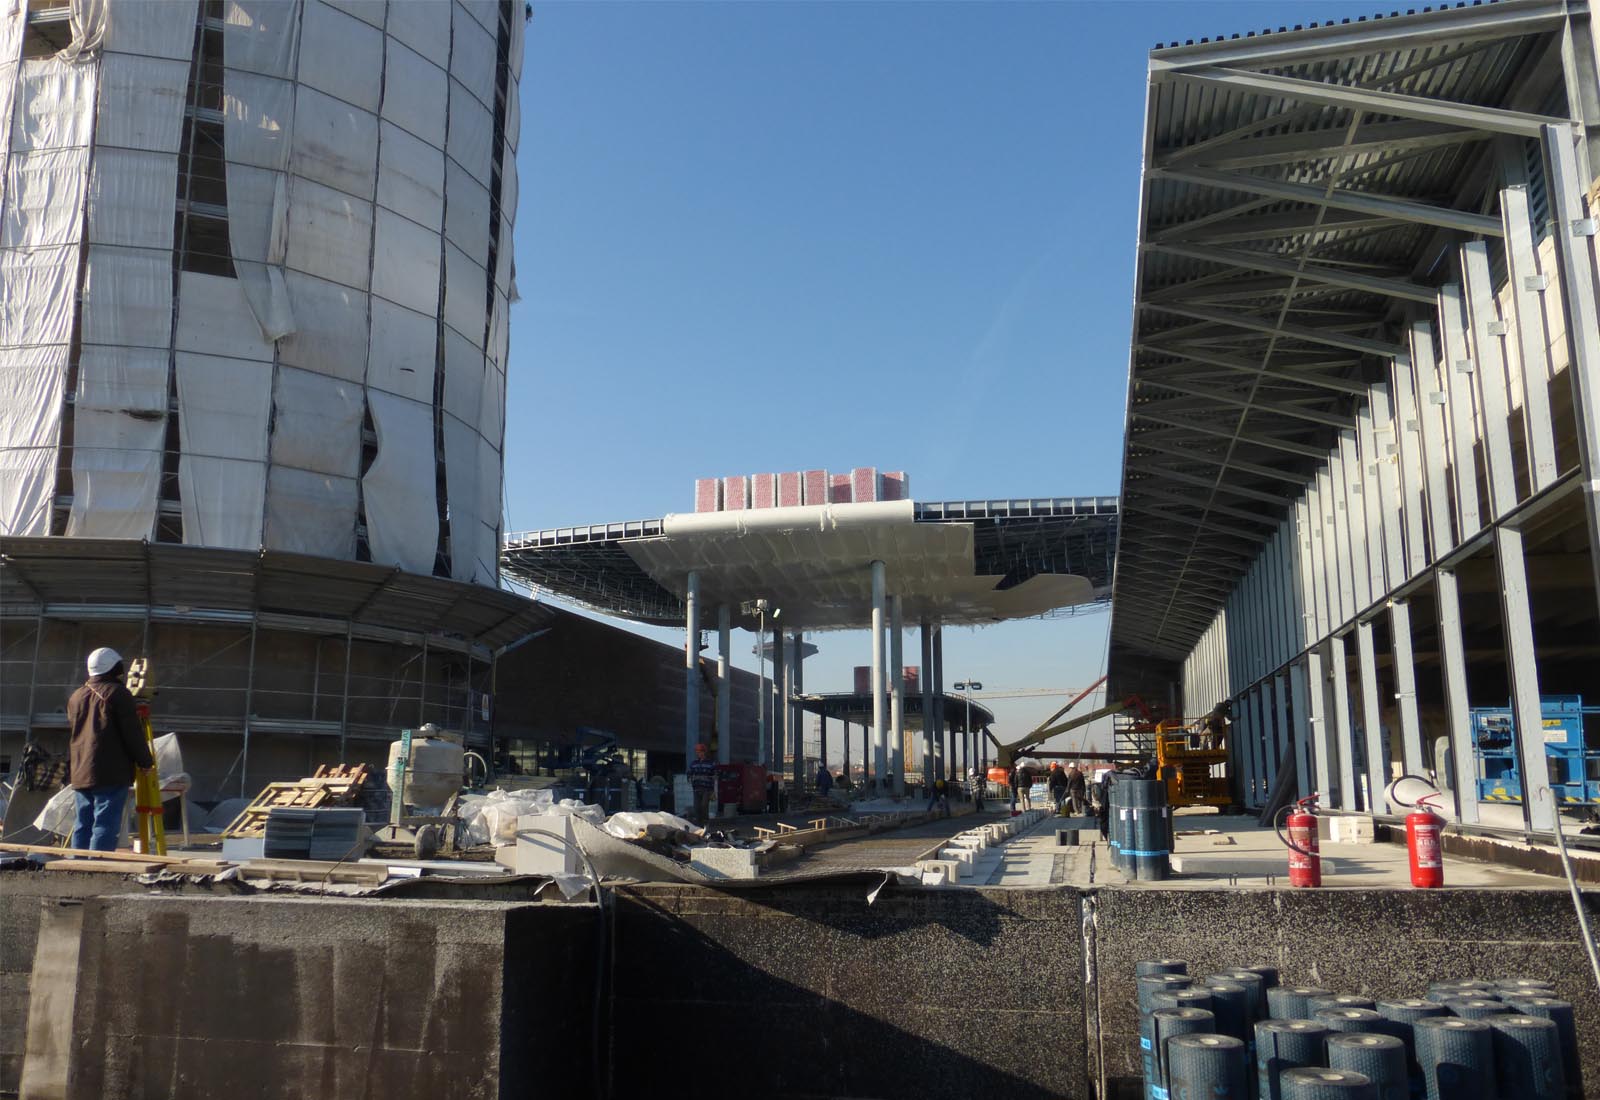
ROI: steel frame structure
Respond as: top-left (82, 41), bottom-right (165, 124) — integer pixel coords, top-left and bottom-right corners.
top-left (1109, 0), bottom-right (1600, 837)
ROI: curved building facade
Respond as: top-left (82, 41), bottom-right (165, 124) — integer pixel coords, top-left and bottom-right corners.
top-left (1, 0), bottom-right (519, 581)
top-left (0, 0), bottom-right (526, 798)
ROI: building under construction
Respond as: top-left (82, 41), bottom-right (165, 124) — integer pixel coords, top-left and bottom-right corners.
top-left (4, 4), bottom-right (1600, 1100)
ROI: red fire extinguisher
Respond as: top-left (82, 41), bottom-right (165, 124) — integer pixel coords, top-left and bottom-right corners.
top-left (1407, 794), bottom-right (1445, 888)
top-left (1276, 795), bottom-right (1322, 887)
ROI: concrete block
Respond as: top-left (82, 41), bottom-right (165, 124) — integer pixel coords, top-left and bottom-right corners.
top-left (501, 815), bottom-right (583, 876)
top-left (1320, 815), bottom-right (1376, 844)
top-left (938, 849), bottom-right (975, 876)
top-left (915, 860), bottom-right (959, 885)
top-left (1169, 853), bottom-right (1326, 876)
top-left (689, 846), bottom-right (762, 880)
top-left (949, 834), bottom-right (986, 849)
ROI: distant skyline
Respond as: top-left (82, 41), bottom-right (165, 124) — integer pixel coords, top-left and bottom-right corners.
top-left (502, 0), bottom-right (1390, 751)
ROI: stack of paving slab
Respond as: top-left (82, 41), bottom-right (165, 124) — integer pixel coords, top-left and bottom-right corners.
top-left (915, 810), bottom-right (1048, 885)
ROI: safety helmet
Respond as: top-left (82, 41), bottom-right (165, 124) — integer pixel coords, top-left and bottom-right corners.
top-left (86, 647), bottom-right (122, 676)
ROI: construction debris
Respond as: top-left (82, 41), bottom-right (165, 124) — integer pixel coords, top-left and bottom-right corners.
top-left (224, 764), bottom-right (374, 837)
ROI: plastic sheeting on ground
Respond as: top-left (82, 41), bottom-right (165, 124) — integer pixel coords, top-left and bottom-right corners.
top-left (363, 390), bottom-right (438, 574)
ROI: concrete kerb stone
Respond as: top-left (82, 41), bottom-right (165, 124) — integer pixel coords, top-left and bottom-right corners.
top-left (939, 848), bottom-right (977, 876)
top-left (915, 859), bottom-right (960, 885)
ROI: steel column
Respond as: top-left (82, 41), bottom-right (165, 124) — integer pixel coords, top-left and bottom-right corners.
top-left (1409, 322), bottom-right (1456, 562)
top-left (920, 620), bottom-right (934, 787)
top-left (1495, 526), bottom-right (1557, 832)
top-left (1326, 636), bottom-right (1357, 810)
top-left (1273, 671), bottom-right (1291, 790)
top-left (1544, 123), bottom-right (1600, 620)
top-left (870, 560), bottom-right (887, 784)
top-left (1289, 658), bottom-right (1314, 799)
top-left (684, 571), bottom-right (701, 764)
top-left (932, 624), bottom-right (945, 780)
top-left (773, 628), bottom-right (787, 778)
top-left (1461, 241), bottom-right (1520, 519)
top-left (1435, 569), bottom-right (1479, 823)
top-left (716, 605), bottom-right (731, 764)
top-left (1498, 156), bottom-right (1559, 493)
top-left (1355, 619), bottom-right (1388, 812)
top-left (1388, 600), bottom-right (1427, 775)
top-left (791, 630), bottom-right (804, 790)
top-left (889, 596), bottom-right (905, 795)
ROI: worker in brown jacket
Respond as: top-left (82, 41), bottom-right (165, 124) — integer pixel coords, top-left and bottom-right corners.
top-left (67, 647), bottom-right (154, 851)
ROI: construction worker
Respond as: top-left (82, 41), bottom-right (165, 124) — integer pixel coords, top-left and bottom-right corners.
top-left (1048, 763), bottom-right (1068, 812)
top-left (1066, 762), bottom-right (1088, 815)
top-left (815, 763), bottom-right (834, 798)
top-left (688, 742), bottom-right (717, 824)
top-left (67, 647), bottom-right (154, 852)
top-left (926, 775), bottom-right (950, 815)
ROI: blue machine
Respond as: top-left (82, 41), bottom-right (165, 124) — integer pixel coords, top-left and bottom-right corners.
top-left (1472, 695), bottom-right (1600, 804)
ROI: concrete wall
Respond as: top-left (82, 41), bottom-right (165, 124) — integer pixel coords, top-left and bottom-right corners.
top-left (6, 878), bottom-right (1598, 1099)
top-left (608, 883), bottom-right (1088, 1099)
top-left (13, 892), bottom-right (598, 1100)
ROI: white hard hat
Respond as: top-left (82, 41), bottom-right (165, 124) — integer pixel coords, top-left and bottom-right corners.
top-left (86, 647), bottom-right (122, 676)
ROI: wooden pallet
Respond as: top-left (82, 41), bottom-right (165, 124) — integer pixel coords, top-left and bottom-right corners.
top-left (223, 764), bottom-right (373, 837)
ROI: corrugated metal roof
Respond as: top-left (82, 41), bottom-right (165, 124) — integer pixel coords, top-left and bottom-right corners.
top-left (1109, 0), bottom-right (1573, 675)
top-left (0, 538), bottom-right (554, 651)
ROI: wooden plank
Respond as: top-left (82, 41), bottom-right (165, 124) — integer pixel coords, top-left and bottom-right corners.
top-left (42, 859), bottom-right (164, 874)
top-left (0, 841), bottom-right (194, 865)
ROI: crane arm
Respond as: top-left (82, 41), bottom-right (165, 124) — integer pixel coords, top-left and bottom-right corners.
top-left (992, 693), bottom-right (1145, 771)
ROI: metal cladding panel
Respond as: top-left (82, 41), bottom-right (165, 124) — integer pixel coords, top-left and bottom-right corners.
top-left (0, 0), bottom-right (518, 589)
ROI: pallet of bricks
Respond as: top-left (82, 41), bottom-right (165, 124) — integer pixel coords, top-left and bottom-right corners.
top-left (224, 764), bottom-right (374, 838)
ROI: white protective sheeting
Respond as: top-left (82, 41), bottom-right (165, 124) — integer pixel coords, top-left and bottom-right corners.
top-left (86, 148), bottom-right (179, 248)
top-left (224, 25), bottom-right (298, 339)
top-left (367, 299), bottom-right (438, 403)
top-left (175, 352), bottom-right (272, 462)
top-left (504, 70), bottom-right (519, 154)
top-left (443, 241), bottom-right (486, 347)
top-left (376, 121), bottom-right (444, 230)
top-left (444, 413), bottom-right (494, 583)
top-left (263, 465), bottom-right (357, 557)
top-left (0, 245), bottom-right (79, 346)
top-left (179, 456), bottom-right (266, 548)
top-left (371, 206), bottom-right (440, 313)
top-left (290, 84), bottom-right (377, 199)
top-left (381, 38), bottom-right (446, 147)
top-left (323, 0), bottom-right (384, 28)
top-left (268, 365), bottom-right (361, 476)
top-left (175, 352), bottom-right (270, 548)
top-left (66, 407), bottom-right (164, 539)
top-left (284, 178), bottom-right (371, 289)
top-left (96, 54), bottom-right (192, 153)
top-left (76, 345), bottom-right (169, 413)
top-left (2, 148), bottom-right (89, 247)
top-left (446, 81), bottom-right (493, 187)
top-left (479, 360), bottom-right (504, 451)
top-left (276, 269), bottom-right (368, 381)
top-left (363, 390), bottom-right (438, 574)
top-left (442, 327), bottom-right (483, 424)
top-left (444, 160), bottom-right (489, 267)
top-left (224, 0), bottom-right (302, 79)
top-left (384, 0), bottom-right (449, 64)
top-left (0, 346), bottom-right (67, 536)
top-left (0, 3), bottom-right (21, 202)
top-left (174, 272), bottom-right (276, 361)
top-left (487, 288), bottom-right (509, 372)
top-left (59, 0), bottom-right (108, 61)
top-left (104, 0), bottom-right (197, 59)
top-left (476, 434), bottom-right (501, 543)
top-left (449, 3), bottom-right (495, 108)
top-left (81, 245), bottom-right (173, 348)
top-left (297, 0), bottom-right (381, 113)
top-left (11, 59), bottom-right (98, 149)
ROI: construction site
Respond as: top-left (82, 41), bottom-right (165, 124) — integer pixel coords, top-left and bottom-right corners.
top-left (3, 0), bottom-right (1600, 1098)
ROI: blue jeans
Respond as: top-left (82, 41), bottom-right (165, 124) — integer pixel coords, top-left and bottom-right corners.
top-left (72, 785), bottom-right (129, 852)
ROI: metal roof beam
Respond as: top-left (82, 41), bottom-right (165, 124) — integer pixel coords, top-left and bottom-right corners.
top-left (1160, 120), bottom-right (1490, 171)
top-left (1168, 66), bottom-right (1571, 140)
top-left (1148, 4), bottom-right (1566, 75)
top-left (1130, 435), bottom-right (1315, 482)
top-left (1122, 482), bottom-right (1284, 527)
top-left (1142, 300), bottom-right (1405, 357)
top-left (1138, 377), bottom-right (1356, 430)
top-left (1149, 164), bottom-right (1503, 238)
top-left (1122, 501), bottom-right (1274, 544)
top-left (1147, 242), bottom-right (1438, 304)
top-left (1138, 342), bottom-right (1370, 396)
top-left (1132, 410), bottom-right (1329, 461)
top-left (1123, 460), bottom-right (1291, 507)
top-left (1154, 208), bottom-right (1393, 245)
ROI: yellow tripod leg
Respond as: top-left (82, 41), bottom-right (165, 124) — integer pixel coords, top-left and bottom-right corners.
top-left (135, 708), bottom-right (167, 855)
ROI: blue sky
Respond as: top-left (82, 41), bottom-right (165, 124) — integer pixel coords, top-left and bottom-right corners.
top-left (503, 0), bottom-right (1388, 755)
